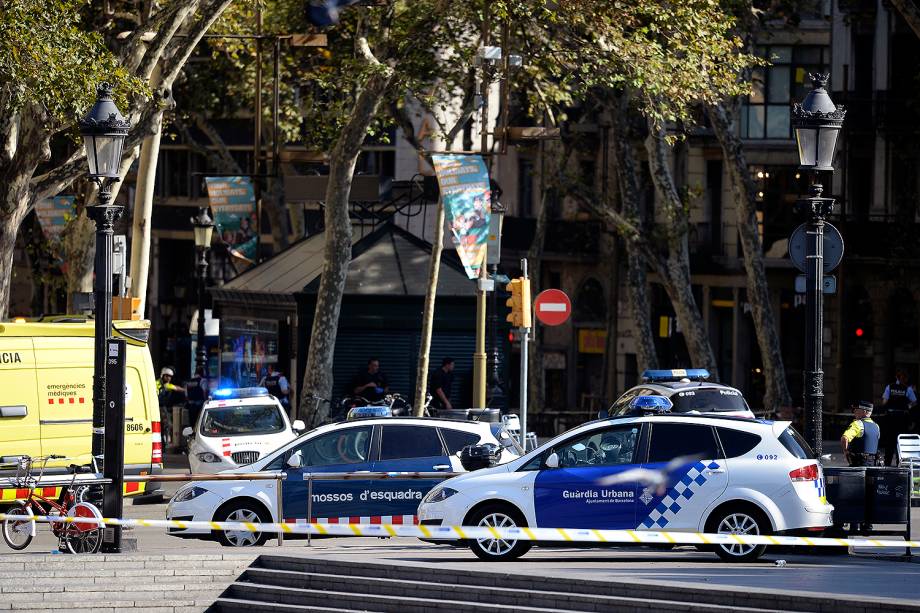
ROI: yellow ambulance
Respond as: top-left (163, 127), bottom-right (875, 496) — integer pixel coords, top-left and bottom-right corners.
top-left (0, 320), bottom-right (163, 501)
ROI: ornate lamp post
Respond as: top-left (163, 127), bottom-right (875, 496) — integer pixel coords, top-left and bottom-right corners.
top-left (792, 74), bottom-right (845, 456)
top-left (80, 83), bottom-right (130, 552)
top-left (191, 208), bottom-right (214, 376)
top-left (79, 83), bottom-right (130, 464)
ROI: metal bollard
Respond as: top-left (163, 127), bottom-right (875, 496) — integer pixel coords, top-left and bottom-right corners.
top-left (171, 406), bottom-right (182, 452)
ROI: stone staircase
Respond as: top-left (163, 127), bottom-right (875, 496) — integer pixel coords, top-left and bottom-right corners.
top-left (209, 554), bottom-right (918, 613)
top-left (0, 553), bottom-right (256, 612)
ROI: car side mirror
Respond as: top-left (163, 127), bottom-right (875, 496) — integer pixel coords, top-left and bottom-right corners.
top-left (545, 452), bottom-right (559, 469)
top-left (286, 451), bottom-right (303, 469)
top-left (292, 419), bottom-right (306, 433)
top-left (182, 427), bottom-right (193, 438)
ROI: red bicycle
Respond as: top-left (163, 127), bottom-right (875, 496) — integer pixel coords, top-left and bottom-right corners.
top-left (1, 455), bottom-right (104, 554)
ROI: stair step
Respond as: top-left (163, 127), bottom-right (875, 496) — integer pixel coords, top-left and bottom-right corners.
top-left (211, 597), bottom-right (383, 613)
top-left (235, 568), bottom-right (793, 613)
top-left (228, 581), bottom-right (588, 613)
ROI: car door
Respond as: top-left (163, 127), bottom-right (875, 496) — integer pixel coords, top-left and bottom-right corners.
top-left (533, 423), bottom-right (642, 529)
top-left (635, 421), bottom-right (727, 531)
top-left (368, 424), bottom-right (452, 522)
top-left (270, 424), bottom-right (374, 522)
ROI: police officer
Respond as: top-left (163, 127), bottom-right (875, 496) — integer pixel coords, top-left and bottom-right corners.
top-left (881, 370), bottom-right (917, 465)
top-left (840, 400), bottom-right (880, 467)
top-left (259, 364), bottom-right (291, 410)
top-left (156, 367), bottom-right (185, 401)
top-left (185, 368), bottom-right (208, 429)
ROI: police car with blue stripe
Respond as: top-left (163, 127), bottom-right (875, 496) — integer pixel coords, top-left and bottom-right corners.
top-left (167, 405), bottom-right (522, 546)
top-left (417, 394), bottom-right (832, 562)
top-left (606, 369), bottom-right (755, 419)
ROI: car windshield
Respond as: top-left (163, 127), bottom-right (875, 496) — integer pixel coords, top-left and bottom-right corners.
top-left (669, 388), bottom-right (751, 413)
top-left (200, 404), bottom-right (285, 437)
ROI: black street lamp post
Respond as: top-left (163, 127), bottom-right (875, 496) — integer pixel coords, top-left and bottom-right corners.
top-left (79, 83), bottom-right (130, 550)
top-left (191, 208), bottom-right (214, 376)
top-left (488, 199), bottom-right (506, 411)
top-left (792, 74), bottom-right (845, 456)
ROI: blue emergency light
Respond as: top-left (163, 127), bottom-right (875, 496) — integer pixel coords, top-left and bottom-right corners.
top-left (641, 369), bottom-right (710, 383)
top-left (347, 406), bottom-right (391, 420)
top-left (210, 387), bottom-right (270, 400)
top-left (629, 395), bottom-right (673, 412)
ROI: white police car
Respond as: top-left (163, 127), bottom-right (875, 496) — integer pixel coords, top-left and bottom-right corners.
top-left (417, 396), bottom-right (832, 562)
top-left (184, 387), bottom-right (306, 474)
top-left (606, 369), bottom-right (756, 419)
top-left (167, 414), bottom-right (521, 546)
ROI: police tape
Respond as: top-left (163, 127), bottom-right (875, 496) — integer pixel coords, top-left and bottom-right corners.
top-left (0, 513), bottom-right (917, 549)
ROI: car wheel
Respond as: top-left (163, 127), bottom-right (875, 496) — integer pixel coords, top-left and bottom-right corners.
top-left (466, 504), bottom-right (532, 562)
top-left (213, 500), bottom-right (271, 547)
top-left (706, 506), bottom-right (769, 562)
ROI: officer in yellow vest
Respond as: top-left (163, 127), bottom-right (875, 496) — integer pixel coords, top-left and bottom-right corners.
top-left (841, 401), bottom-right (881, 467)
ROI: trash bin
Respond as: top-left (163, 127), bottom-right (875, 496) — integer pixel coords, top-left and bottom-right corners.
top-left (437, 409), bottom-right (470, 421)
top-left (866, 467), bottom-right (910, 524)
top-left (823, 467), bottom-right (867, 524)
top-left (467, 408), bottom-right (501, 423)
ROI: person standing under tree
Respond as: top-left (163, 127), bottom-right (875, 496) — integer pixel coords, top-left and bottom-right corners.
top-left (260, 364), bottom-right (291, 410)
top-left (350, 358), bottom-right (389, 402)
top-left (429, 357), bottom-right (456, 412)
top-left (880, 370), bottom-right (916, 465)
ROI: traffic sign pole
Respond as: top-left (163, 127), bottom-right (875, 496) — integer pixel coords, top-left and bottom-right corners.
top-left (519, 258), bottom-right (529, 450)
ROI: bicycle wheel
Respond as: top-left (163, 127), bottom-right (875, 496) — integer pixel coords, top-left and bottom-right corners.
top-left (2, 504), bottom-right (35, 550)
top-left (63, 502), bottom-right (103, 554)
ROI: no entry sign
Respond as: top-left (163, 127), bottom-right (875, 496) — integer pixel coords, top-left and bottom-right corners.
top-left (534, 289), bottom-right (571, 326)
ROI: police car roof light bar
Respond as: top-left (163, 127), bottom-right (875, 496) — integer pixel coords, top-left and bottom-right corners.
top-left (628, 395), bottom-right (674, 413)
top-left (641, 369), bottom-right (711, 383)
top-left (347, 406), bottom-right (392, 420)
top-left (211, 387), bottom-right (270, 400)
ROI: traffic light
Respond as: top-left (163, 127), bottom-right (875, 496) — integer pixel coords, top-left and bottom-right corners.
top-left (505, 277), bottom-right (532, 328)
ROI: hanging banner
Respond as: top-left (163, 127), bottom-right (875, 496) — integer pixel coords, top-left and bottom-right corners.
top-left (34, 196), bottom-right (76, 241)
top-left (431, 154), bottom-right (491, 279)
top-left (205, 176), bottom-right (257, 263)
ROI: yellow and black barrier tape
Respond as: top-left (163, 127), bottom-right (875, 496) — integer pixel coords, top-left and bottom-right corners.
top-left (0, 513), bottom-right (916, 549)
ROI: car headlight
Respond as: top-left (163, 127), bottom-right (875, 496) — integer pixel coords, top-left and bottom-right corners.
top-left (197, 452), bottom-right (222, 463)
top-left (422, 487), bottom-right (458, 504)
top-left (172, 486), bottom-right (208, 503)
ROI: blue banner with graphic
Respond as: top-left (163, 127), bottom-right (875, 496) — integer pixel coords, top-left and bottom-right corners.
top-left (431, 154), bottom-right (491, 279)
top-left (34, 196), bottom-right (76, 241)
top-left (205, 176), bottom-right (257, 263)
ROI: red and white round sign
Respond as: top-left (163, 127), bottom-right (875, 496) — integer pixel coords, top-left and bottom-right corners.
top-left (534, 289), bottom-right (571, 326)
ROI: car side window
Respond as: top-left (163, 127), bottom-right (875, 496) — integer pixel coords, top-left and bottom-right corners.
top-left (266, 425), bottom-right (372, 469)
top-left (554, 425), bottom-right (640, 468)
top-left (716, 427), bottom-right (761, 458)
top-left (380, 425), bottom-right (444, 460)
top-left (439, 428), bottom-right (481, 454)
top-left (647, 423), bottom-right (720, 463)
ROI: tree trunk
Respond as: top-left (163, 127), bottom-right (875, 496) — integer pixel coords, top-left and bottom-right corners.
top-left (129, 108), bottom-right (163, 317)
top-left (644, 120), bottom-right (719, 376)
top-left (263, 176), bottom-right (291, 253)
top-left (299, 42), bottom-right (393, 426)
top-left (607, 97), bottom-right (659, 372)
top-left (0, 107), bottom-right (48, 320)
top-left (706, 101), bottom-right (792, 411)
top-left (413, 200), bottom-right (446, 415)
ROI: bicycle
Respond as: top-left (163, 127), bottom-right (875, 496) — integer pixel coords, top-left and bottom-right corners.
top-left (1, 455), bottom-right (104, 554)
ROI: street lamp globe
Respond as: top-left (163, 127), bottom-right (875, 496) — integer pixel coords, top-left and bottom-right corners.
top-left (79, 83), bottom-right (130, 180)
top-left (792, 74), bottom-right (846, 172)
top-left (191, 207), bottom-right (215, 249)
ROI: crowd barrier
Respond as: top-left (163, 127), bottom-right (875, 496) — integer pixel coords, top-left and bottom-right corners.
top-left (2, 512), bottom-right (918, 550)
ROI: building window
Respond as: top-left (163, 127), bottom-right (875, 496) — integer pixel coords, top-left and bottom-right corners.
top-left (742, 46), bottom-right (829, 140)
